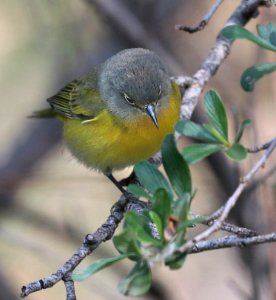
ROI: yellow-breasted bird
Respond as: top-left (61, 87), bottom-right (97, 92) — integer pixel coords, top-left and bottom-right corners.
top-left (33, 48), bottom-right (181, 192)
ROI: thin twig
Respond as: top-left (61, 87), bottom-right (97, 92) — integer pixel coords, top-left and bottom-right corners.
top-left (178, 138), bottom-right (276, 253)
top-left (247, 139), bottom-right (274, 153)
top-left (175, 0), bottom-right (225, 33)
top-left (191, 213), bottom-right (258, 237)
top-left (186, 232), bottom-right (276, 254)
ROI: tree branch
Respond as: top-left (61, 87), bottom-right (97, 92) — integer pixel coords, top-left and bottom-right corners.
top-left (175, 0), bottom-right (225, 33)
top-left (178, 138), bottom-right (276, 254)
top-left (186, 232), bottom-right (276, 254)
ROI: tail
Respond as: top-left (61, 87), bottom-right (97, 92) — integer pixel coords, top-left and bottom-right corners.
top-left (28, 109), bottom-right (58, 119)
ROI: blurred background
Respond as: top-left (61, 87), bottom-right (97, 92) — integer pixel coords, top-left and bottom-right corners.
top-left (0, 1), bottom-right (275, 299)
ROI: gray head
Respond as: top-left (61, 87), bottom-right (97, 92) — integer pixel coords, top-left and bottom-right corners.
top-left (99, 48), bottom-right (172, 127)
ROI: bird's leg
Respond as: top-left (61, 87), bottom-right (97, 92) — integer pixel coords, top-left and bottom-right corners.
top-left (119, 171), bottom-right (139, 187)
top-left (104, 172), bottom-right (127, 194)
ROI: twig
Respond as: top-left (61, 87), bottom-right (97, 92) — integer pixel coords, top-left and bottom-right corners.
top-left (178, 0), bottom-right (267, 121)
top-left (175, 0), bottom-right (225, 33)
top-left (247, 139), bottom-right (274, 153)
top-left (20, 195), bottom-right (146, 298)
top-left (178, 138), bottom-right (276, 254)
top-left (191, 213), bottom-right (258, 237)
top-left (63, 273), bottom-right (76, 300)
top-left (186, 232), bottom-right (276, 254)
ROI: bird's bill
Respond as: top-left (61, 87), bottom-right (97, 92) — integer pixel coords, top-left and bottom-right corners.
top-left (145, 103), bottom-right (158, 128)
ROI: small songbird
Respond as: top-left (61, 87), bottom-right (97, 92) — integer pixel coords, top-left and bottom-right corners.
top-left (33, 48), bottom-right (181, 192)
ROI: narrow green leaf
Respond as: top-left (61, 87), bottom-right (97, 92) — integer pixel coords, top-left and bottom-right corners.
top-left (240, 62), bottom-right (276, 92)
top-left (125, 212), bottom-right (161, 246)
top-left (72, 254), bottom-right (130, 281)
top-left (221, 25), bottom-right (276, 52)
top-left (165, 252), bottom-right (186, 270)
top-left (204, 90), bottom-right (229, 141)
top-left (161, 135), bottom-right (192, 196)
top-left (113, 229), bottom-right (141, 256)
top-left (182, 143), bottom-right (222, 164)
top-left (128, 184), bottom-right (151, 199)
top-left (134, 161), bottom-right (172, 197)
top-left (225, 143), bottom-right (248, 160)
top-left (257, 23), bottom-right (276, 46)
top-left (118, 261), bottom-right (152, 296)
top-left (173, 193), bottom-right (191, 223)
top-left (152, 188), bottom-right (172, 230)
top-left (235, 119), bottom-right (252, 143)
top-left (176, 120), bottom-right (220, 143)
top-left (176, 216), bottom-right (206, 233)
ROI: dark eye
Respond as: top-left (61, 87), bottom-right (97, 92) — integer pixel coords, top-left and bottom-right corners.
top-left (158, 85), bottom-right (162, 97)
top-left (123, 93), bottom-right (135, 105)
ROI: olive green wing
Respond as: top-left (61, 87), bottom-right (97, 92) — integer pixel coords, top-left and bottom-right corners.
top-left (47, 67), bottom-right (105, 123)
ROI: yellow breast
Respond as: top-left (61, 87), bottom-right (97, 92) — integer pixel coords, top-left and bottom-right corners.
top-left (63, 81), bottom-right (181, 171)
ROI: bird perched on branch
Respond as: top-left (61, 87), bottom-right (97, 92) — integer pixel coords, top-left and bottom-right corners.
top-left (32, 48), bottom-right (181, 192)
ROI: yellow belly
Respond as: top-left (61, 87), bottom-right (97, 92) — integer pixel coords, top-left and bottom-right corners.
top-left (63, 82), bottom-right (181, 171)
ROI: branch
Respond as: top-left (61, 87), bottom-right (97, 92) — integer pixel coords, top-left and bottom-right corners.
top-left (175, 0), bottom-right (267, 121)
top-left (175, 0), bottom-right (225, 33)
top-left (186, 232), bottom-right (276, 254)
top-left (178, 138), bottom-right (276, 254)
top-left (20, 195), bottom-right (146, 298)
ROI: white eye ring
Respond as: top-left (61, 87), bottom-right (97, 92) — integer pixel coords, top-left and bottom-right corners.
top-left (123, 93), bottom-right (135, 105)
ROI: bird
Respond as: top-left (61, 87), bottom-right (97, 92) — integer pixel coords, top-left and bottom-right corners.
top-left (33, 48), bottom-right (181, 193)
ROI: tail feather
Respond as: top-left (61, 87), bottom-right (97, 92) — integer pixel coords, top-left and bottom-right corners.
top-left (28, 109), bottom-right (57, 119)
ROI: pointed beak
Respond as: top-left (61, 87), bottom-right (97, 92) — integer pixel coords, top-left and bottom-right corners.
top-left (145, 103), bottom-right (158, 128)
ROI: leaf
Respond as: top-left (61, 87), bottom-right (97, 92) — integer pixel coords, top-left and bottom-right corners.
top-left (151, 188), bottom-right (172, 230)
top-left (72, 254), bottom-right (130, 281)
top-left (113, 229), bottom-right (141, 256)
top-left (176, 120), bottom-right (220, 143)
top-left (134, 161), bottom-right (172, 197)
top-left (235, 119), bottom-right (252, 143)
top-left (176, 216), bottom-right (206, 233)
top-left (240, 62), bottom-right (276, 92)
top-left (165, 252), bottom-right (186, 270)
top-left (221, 25), bottom-right (276, 52)
top-left (128, 184), bottom-right (151, 199)
top-left (118, 261), bottom-right (152, 296)
top-left (125, 212), bottom-right (161, 246)
top-left (204, 90), bottom-right (229, 142)
top-left (225, 143), bottom-right (247, 161)
top-left (182, 143), bottom-right (222, 164)
top-left (161, 135), bottom-right (192, 196)
top-left (257, 23), bottom-right (276, 46)
top-left (173, 193), bottom-right (191, 223)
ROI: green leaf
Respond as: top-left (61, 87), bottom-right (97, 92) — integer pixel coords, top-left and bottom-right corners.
top-left (204, 90), bottom-right (229, 142)
top-left (176, 120), bottom-right (220, 143)
top-left (225, 143), bottom-right (247, 161)
top-left (176, 216), bottom-right (206, 233)
top-left (221, 25), bottom-right (276, 52)
top-left (72, 254), bottom-right (130, 281)
top-left (257, 23), bottom-right (276, 46)
top-left (113, 229), bottom-right (141, 256)
top-left (173, 193), bottom-right (191, 223)
top-left (240, 62), bottom-right (276, 92)
top-left (235, 119), bottom-right (252, 143)
top-left (165, 252), bottom-right (186, 270)
top-left (128, 184), bottom-right (151, 199)
top-left (182, 143), bottom-right (223, 164)
top-left (151, 188), bottom-right (172, 230)
top-left (134, 161), bottom-right (172, 197)
top-left (125, 212), bottom-right (161, 246)
top-left (118, 261), bottom-right (152, 296)
top-left (161, 134), bottom-right (192, 196)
